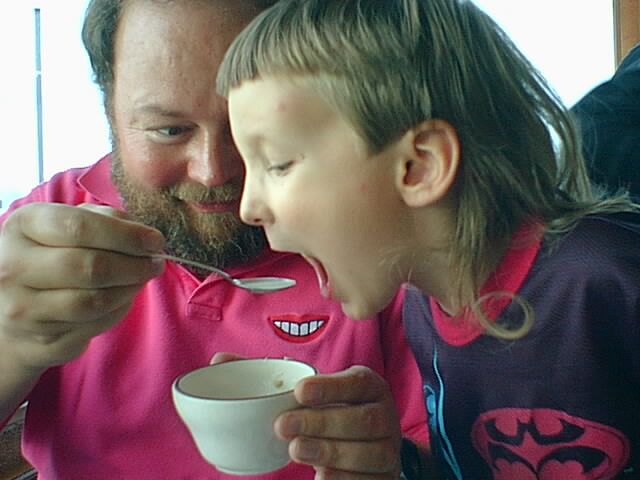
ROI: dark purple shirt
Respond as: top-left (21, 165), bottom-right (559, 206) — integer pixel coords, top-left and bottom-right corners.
top-left (403, 214), bottom-right (640, 479)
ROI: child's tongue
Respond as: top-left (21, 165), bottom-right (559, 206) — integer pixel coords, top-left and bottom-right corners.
top-left (303, 255), bottom-right (330, 297)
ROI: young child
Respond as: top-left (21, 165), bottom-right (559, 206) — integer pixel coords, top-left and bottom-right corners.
top-left (217, 0), bottom-right (640, 478)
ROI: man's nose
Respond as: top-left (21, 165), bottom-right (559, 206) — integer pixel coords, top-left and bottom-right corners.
top-left (186, 129), bottom-right (243, 187)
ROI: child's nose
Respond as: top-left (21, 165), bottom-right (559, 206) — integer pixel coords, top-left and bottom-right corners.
top-left (239, 179), bottom-right (270, 226)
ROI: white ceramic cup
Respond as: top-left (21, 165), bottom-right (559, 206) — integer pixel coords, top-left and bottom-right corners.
top-left (172, 358), bottom-right (317, 475)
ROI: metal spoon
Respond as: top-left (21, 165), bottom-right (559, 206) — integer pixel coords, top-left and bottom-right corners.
top-left (153, 253), bottom-right (296, 294)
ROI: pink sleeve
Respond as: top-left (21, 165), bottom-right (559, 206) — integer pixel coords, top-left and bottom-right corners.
top-left (1, 164), bottom-right (102, 226)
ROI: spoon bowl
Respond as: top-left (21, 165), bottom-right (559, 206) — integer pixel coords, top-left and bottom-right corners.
top-left (153, 253), bottom-right (296, 294)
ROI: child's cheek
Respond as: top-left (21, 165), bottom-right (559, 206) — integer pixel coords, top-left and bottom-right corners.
top-left (278, 198), bottom-right (312, 235)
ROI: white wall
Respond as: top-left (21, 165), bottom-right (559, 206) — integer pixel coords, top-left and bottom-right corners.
top-left (0, 0), bottom-right (617, 213)
top-left (474, 0), bottom-right (615, 107)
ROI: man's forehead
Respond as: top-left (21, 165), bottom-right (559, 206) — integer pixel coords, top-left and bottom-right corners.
top-left (117, 0), bottom-right (265, 45)
top-left (122, 0), bottom-right (276, 15)
top-left (114, 1), bottom-right (249, 62)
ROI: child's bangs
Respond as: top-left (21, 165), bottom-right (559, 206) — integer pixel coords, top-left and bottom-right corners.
top-left (217, 3), bottom-right (330, 96)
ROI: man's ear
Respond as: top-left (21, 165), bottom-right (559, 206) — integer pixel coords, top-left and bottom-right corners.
top-left (395, 119), bottom-right (460, 208)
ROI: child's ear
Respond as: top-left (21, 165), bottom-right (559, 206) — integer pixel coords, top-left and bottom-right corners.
top-left (395, 119), bottom-right (460, 207)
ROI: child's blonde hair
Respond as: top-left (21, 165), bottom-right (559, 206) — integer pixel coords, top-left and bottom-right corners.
top-left (217, 0), bottom-right (636, 338)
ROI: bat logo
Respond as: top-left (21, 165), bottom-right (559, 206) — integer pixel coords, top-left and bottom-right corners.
top-left (471, 408), bottom-right (630, 479)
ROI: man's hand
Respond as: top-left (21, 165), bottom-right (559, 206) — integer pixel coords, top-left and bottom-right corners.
top-left (0, 203), bottom-right (165, 373)
top-left (275, 365), bottom-right (403, 479)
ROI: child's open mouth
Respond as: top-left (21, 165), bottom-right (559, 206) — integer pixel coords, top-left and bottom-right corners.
top-left (302, 255), bottom-right (330, 298)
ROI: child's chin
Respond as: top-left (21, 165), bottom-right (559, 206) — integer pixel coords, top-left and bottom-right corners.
top-left (342, 300), bottom-right (375, 321)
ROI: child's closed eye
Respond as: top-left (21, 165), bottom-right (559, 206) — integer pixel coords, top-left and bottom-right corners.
top-left (267, 161), bottom-right (294, 175)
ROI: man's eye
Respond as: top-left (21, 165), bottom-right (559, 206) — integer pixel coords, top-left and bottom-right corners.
top-left (267, 161), bottom-right (294, 174)
top-left (146, 126), bottom-right (192, 144)
top-left (156, 126), bottom-right (188, 136)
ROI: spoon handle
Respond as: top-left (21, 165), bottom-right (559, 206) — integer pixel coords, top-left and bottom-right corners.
top-left (152, 253), bottom-right (231, 280)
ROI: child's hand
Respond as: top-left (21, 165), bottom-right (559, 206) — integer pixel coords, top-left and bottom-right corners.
top-left (274, 365), bottom-right (403, 479)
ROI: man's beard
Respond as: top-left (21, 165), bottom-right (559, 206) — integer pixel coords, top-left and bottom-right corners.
top-left (110, 149), bottom-right (267, 274)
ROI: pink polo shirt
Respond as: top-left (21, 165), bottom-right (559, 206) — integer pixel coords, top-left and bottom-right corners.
top-left (1, 156), bottom-right (427, 479)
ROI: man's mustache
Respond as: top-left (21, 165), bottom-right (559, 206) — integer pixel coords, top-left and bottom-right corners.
top-left (166, 183), bottom-right (241, 203)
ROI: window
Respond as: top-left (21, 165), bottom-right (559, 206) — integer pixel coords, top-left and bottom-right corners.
top-left (475, 0), bottom-right (616, 107)
top-left (1, 0), bottom-right (109, 214)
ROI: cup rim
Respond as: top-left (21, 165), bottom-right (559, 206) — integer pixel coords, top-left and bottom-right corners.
top-left (172, 357), bottom-right (317, 401)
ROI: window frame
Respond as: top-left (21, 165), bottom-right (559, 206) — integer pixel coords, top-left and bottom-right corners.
top-left (615, 0), bottom-right (640, 64)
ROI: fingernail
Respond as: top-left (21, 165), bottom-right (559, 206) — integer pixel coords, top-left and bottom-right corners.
top-left (292, 438), bottom-right (321, 462)
top-left (301, 382), bottom-right (323, 404)
top-left (278, 413), bottom-right (303, 436)
top-left (144, 232), bottom-right (165, 253)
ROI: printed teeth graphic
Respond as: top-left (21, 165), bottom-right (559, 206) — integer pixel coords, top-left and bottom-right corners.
top-left (270, 315), bottom-right (329, 343)
top-left (273, 319), bottom-right (325, 336)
